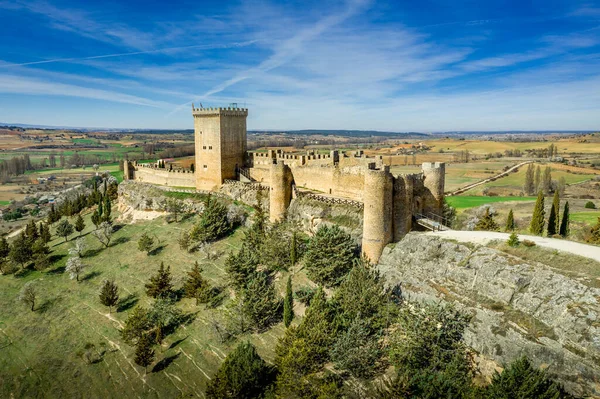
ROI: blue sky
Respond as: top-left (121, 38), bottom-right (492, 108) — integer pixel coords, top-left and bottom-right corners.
top-left (0, 0), bottom-right (599, 131)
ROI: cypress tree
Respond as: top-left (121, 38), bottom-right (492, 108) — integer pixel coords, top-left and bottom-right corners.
top-left (99, 280), bottom-right (119, 313)
top-left (97, 197), bottom-right (103, 218)
top-left (534, 166), bottom-right (541, 192)
top-left (104, 196), bottom-right (112, 222)
top-left (542, 166), bottom-right (552, 194)
top-left (40, 222), bottom-right (51, 243)
top-left (524, 164), bottom-right (535, 195)
top-left (284, 276), bottom-right (294, 328)
top-left (134, 333), bottom-right (155, 374)
top-left (547, 190), bottom-right (560, 236)
top-left (529, 191), bottom-right (545, 235)
top-left (145, 262), bottom-right (174, 298)
top-left (505, 209), bottom-right (515, 232)
top-left (559, 202), bottom-right (570, 238)
top-left (290, 231), bottom-right (297, 267)
top-left (75, 214), bottom-right (85, 236)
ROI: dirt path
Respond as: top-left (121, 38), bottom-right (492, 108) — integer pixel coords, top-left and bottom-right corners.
top-left (447, 161), bottom-right (533, 196)
top-left (427, 230), bottom-right (600, 262)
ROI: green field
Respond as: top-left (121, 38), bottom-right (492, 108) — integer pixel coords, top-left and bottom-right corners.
top-left (0, 210), bottom-right (304, 397)
top-left (0, 200), bottom-right (10, 206)
top-left (570, 211), bottom-right (600, 224)
top-left (446, 196), bottom-right (536, 210)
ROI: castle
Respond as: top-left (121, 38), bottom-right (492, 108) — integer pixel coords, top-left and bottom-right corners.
top-left (124, 106), bottom-right (445, 263)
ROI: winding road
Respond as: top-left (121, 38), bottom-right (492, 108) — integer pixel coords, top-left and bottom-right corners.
top-left (427, 230), bottom-right (600, 262)
top-left (447, 161), bottom-right (532, 196)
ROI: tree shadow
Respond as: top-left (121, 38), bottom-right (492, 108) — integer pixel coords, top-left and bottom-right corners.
top-left (49, 254), bottom-right (66, 264)
top-left (111, 236), bottom-right (129, 246)
top-left (81, 270), bottom-right (102, 281)
top-left (116, 294), bottom-right (138, 313)
top-left (149, 245), bottom-right (166, 256)
top-left (47, 265), bottom-right (66, 275)
top-left (13, 267), bottom-right (33, 278)
top-left (84, 247), bottom-right (104, 258)
top-left (151, 352), bottom-right (180, 373)
top-left (112, 224), bottom-right (125, 233)
top-left (37, 297), bottom-right (59, 313)
top-left (168, 336), bottom-right (188, 350)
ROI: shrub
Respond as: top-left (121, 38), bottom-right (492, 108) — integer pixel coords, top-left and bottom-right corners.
top-left (585, 201), bottom-right (596, 209)
top-left (507, 232), bottom-right (519, 247)
top-left (522, 239), bottom-right (536, 247)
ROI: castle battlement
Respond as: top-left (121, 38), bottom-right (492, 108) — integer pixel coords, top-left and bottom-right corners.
top-left (192, 106), bottom-right (248, 117)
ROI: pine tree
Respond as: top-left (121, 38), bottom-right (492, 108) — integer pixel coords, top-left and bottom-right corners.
top-left (134, 333), bottom-right (155, 374)
top-left (505, 209), bottom-right (515, 232)
top-left (304, 225), bottom-right (357, 287)
top-left (524, 164), bottom-right (535, 195)
top-left (91, 211), bottom-right (101, 228)
top-left (242, 272), bottom-right (281, 331)
top-left (137, 232), bottom-right (154, 255)
top-left (475, 208), bottom-right (499, 231)
top-left (284, 276), bottom-right (294, 328)
top-left (190, 195), bottom-right (232, 242)
top-left (99, 280), bottom-right (119, 313)
top-left (103, 196), bottom-right (112, 222)
top-left (559, 201), bottom-right (570, 238)
top-left (75, 214), bottom-right (85, 236)
top-left (56, 219), bottom-right (74, 242)
top-left (145, 262), bottom-right (174, 298)
top-left (10, 232), bottom-right (32, 269)
top-left (25, 220), bottom-right (39, 243)
top-left (534, 165), bottom-right (541, 192)
top-left (0, 236), bottom-right (9, 273)
top-left (183, 261), bottom-right (211, 305)
top-left (40, 223), bottom-right (51, 243)
top-left (529, 191), bottom-right (546, 235)
top-left (542, 166), bottom-right (552, 194)
top-left (507, 232), bottom-right (519, 247)
top-left (547, 190), bottom-right (560, 236)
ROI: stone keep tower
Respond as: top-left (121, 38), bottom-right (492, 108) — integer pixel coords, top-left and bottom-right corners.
top-left (192, 106), bottom-right (248, 190)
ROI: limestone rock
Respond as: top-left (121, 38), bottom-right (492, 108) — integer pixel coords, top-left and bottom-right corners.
top-left (377, 233), bottom-right (600, 397)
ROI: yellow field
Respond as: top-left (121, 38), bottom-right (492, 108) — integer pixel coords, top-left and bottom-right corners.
top-left (422, 138), bottom-right (600, 156)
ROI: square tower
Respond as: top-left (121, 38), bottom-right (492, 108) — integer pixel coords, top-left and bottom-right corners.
top-left (192, 106), bottom-right (248, 190)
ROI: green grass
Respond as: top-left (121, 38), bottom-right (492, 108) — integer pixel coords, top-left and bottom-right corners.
top-left (72, 138), bottom-right (98, 145)
top-left (570, 211), bottom-right (600, 224)
top-left (446, 196), bottom-right (536, 210)
top-left (162, 191), bottom-right (208, 200)
top-left (110, 171), bottom-right (124, 183)
top-left (0, 210), bottom-right (294, 397)
top-left (0, 200), bottom-right (11, 205)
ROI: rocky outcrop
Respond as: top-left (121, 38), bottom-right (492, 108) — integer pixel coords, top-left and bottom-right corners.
top-left (118, 181), bottom-right (204, 213)
top-left (377, 233), bottom-right (600, 398)
top-left (287, 197), bottom-right (363, 243)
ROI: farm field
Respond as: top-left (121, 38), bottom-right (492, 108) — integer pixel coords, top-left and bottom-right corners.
top-left (423, 137), bottom-right (600, 155)
top-left (446, 195), bottom-right (536, 211)
top-left (0, 210), bottom-right (305, 397)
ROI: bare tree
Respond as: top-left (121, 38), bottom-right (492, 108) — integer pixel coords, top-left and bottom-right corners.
top-left (68, 237), bottom-right (87, 258)
top-left (92, 222), bottom-right (113, 248)
top-left (19, 281), bottom-right (37, 311)
top-left (66, 257), bottom-right (86, 282)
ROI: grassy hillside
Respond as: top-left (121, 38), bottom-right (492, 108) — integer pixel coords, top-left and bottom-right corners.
top-left (0, 211), bottom-right (302, 397)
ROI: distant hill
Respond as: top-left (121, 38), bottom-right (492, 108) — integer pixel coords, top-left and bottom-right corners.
top-left (249, 129), bottom-right (429, 137)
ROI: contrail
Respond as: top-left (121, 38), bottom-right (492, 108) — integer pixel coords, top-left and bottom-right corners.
top-left (0, 40), bottom-right (259, 68)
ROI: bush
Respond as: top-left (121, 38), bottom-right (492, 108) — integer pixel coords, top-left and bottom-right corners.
top-left (585, 201), bottom-right (596, 209)
top-left (507, 232), bottom-right (519, 247)
top-left (190, 196), bottom-right (232, 242)
top-left (522, 239), bottom-right (536, 247)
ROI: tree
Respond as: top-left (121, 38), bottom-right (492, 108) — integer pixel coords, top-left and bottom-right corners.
top-left (91, 211), bottom-right (101, 229)
top-left (542, 166), bottom-right (552, 194)
top-left (68, 237), bottom-right (86, 258)
top-left (166, 199), bottom-right (184, 222)
top-left (485, 357), bottom-right (572, 399)
top-left (330, 316), bottom-right (384, 378)
top-left (10, 232), bottom-right (32, 269)
top-left (19, 281), bottom-right (37, 311)
top-left (0, 236), bottom-right (9, 274)
top-left (92, 222), bottom-right (113, 248)
top-left (39, 223), bottom-right (51, 243)
top-left (190, 163), bottom-right (195, 173)
top-left (25, 219), bottom-right (39, 243)
top-left (74, 214), bottom-right (85, 236)
top-left (121, 307), bottom-right (153, 345)
top-left (587, 217), bottom-right (600, 244)
top-left (134, 333), bottom-right (155, 374)
top-left (99, 280), bottom-right (119, 313)
top-left (56, 219), bottom-right (74, 242)
top-left (547, 190), bottom-right (560, 236)
top-left (475, 208), bottom-right (499, 231)
top-left (304, 224), bottom-right (357, 287)
top-left (65, 257), bottom-right (86, 281)
top-left (290, 231), bottom-right (297, 267)
top-left (145, 262), bottom-right (174, 298)
top-left (183, 261), bottom-right (211, 305)
top-left (585, 201), bottom-right (596, 209)
top-left (206, 341), bottom-right (276, 399)
top-left (283, 276), bottom-right (294, 328)
top-left (225, 226), bottom-right (262, 290)
top-left (559, 202), bottom-right (570, 238)
top-left (529, 191), bottom-right (546, 235)
top-left (557, 176), bottom-right (567, 195)
top-left (505, 209), bottom-right (515, 232)
top-left (507, 232), bottom-right (519, 247)
top-left (534, 165), bottom-right (541, 192)
top-left (178, 231), bottom-right (191, 252)
top-left (103, 196), bottom-right (112, 222)
top-left (137, 232), bottom-right (154, 255)
top-left (33, 253), bottom-right (51, 271)
top-left (242, 272), bottom-right (281, 331)
top-left (148, 298), bottom-right (182, 344)
top-left (190, 196), bottom-right (232, 242)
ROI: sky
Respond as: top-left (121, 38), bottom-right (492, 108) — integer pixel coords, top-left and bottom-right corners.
top-left (0, 0), bottom-right (599, 131)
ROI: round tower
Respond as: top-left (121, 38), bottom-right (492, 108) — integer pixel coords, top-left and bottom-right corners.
top-left (361, 165), bottom-right (393, 263)
top-left (422, 162), bottom-right (445, 212)
top-left (269, 161), bottom-right (293, 223)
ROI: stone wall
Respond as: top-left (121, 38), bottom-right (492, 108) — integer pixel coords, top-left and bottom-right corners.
top-left (134, 166), bottom-right (195, 187)
top-left (377, 233), bottom-right (600, 398)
